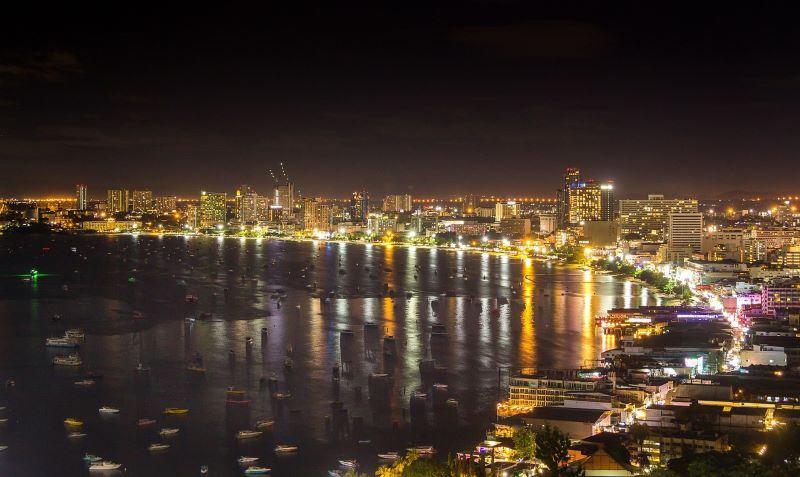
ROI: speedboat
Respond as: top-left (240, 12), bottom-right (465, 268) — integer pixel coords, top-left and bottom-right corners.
top-left (244, 467), bottom-right (271, 475)
top-left (53, 355), bottom-right (82, 366)
top-left (236, 430), bottom-right (262, 439)
top-left (68, 432), bottom-right (88, 439)
top-left (83, 453), bottom-right (103, 462)
top-left (99, 406), bottom-right (120, 414)
top-left (377, 452), bottom-right (400, 460)
top-left (159, 428), bottom-right (180, 437)
top-left (237, 456), bottom-right (259, 465)
top-left (163, 407), bottom-right (189, 415)
top-left (274, 444), bottom-right (298, 454)
top-left (148, 443), bottom-right (170, 452)
top-left (46, 337), bottom-right (79, 348)
top-left (255, 419), bottom-right (274, 430)
top-left (64, 418), bottom-right (84, 426)
top-left (339, 459), bottom-right (358, 468)
top-left (137, 418), bottom-right (157, 427)
top-left (89, 461), bottom-right (122, 471)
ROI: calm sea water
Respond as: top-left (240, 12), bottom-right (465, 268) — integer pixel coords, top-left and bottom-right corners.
top-left (0, 234), bottom-right (656, 476)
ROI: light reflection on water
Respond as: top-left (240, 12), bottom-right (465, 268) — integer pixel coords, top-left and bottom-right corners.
top-left (0, 234), bottom-right (655, 476)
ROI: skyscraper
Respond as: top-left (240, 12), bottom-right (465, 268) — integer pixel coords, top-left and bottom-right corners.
top-left (350, 191), bottom-right (369, 223)
top-left (154, 196), bottom-right (177, 214)
top-left (462, 194), bottom-right (478, 215)
top-left (235, 184), bottom-right (259, 224)
top-left (75, 184), bottom-right (87, 211)
top-left (557, 167), bottom-right (580, 229)
top-left (132, 190), bottom-right (153, 213)
top-left (600, 182), bottom-right (615, 221)
top-left (106, 189), bottom-right (130, 214)
top-left (568, 180), bottom-right (602, 224)
top-left (274, 182), bottom-right (294, 218)
top-left (200, 191), bottom-right (227, 228)
top-left (495, 201), bottom-right (520, 222)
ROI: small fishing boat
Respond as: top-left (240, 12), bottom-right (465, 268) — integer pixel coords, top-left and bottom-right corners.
top-left (89, 461), bottom-right (122, 471)
top-left (186, 365), bottom-right (206, 373)
top-left (185, 294), bottom-right (198, 303)
top-left (236, 430), bottom-right (262, 439)
top-left (163, 407), bottom-right (188, 415)
top-left (99, 406), bottom-right (120, 414)
top-left (148, 443), bottom-right (170, 452)
top-left (0, 445), bottom-right (7, 451)
top-left (339, 459), bottom-right (358, 468)
top-left (159, 428), bottom-right (180, 437)
top-left (409, 445), bottom-right (436, 455)
top-left (237, 456), bottom-right (259, 465)
top-left (136, 363), bottom-right (150, 372)
top-left (83, 453), bottom-right (103, 462)
top-left (64, 418), bottom-right (83, 426)
top-left (53, 355), bottom-right (82, 366)
top-left (244, 467), bottom-right (271, 475)
top-left (226, 387), bottom-right (245, 395)
top-left (328, 471), bottom-right (343, 477)
top-left (46, 337), bottom-right (79, 348)
top-left (184, 317), bottom-right (196, 324)
top-left (200, 465), bottom-right (208, 475)
top-left (274, 444), bottom-right (298, 454)
top-left (226, 399), bottom-right (252, 406)
top-left (137, 418), bottom-right (157, 427)
top-left (255, 419), bottom-right (274, 430)
top-left (274, 392), bottom-right (291, 400)
top-left (74, 379), bottom-right (96, 386)
top-left (357, 439), bottom-right (371, 445)
top-left (68, 432), bottom-right (88, 439)
top-left (377, 452), bottom-right (400, 460)
top-left (65, 329), bottom-right (85, 340)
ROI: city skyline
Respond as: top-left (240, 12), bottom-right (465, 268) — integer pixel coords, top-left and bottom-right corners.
top-left (4, 5), bottom-right (800, 197)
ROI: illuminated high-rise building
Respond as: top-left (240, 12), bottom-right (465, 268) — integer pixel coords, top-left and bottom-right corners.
top-left (556, 167), bottom-right (580, 229)
top-left (668, 212), bottom-right (703, 252)
top-left (106, 189), bottom-right (130, 214)
top-left (200, 191), bottom-right (227, 228)
top-left (154, 196), bottom-right (177, 214)
top-left (75, 184), bottom-right (87, 211)
top-left (600, 182), bottom-right (615, 221)
top-left (235, 184), bottom-right (259, 224)
top-left (619, 195), bottom-right (698, 240)
top-left (132, 190), bottom-right (153, 213)
top-left (382, 194), bottom-right (412, 213)
top-left (350, 190), bottom-right (369, 223)
top-left (300, 197), bottom-right (332, 232)
top-left (274, 182), bottom-right (294, 218)
top-left (495, 201), bottom-right (520, 222)
top-left (568, 181), bottom-right (602, 224)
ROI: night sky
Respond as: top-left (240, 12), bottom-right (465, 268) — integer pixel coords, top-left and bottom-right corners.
top-left (2, 4), bottom-right (800, 198)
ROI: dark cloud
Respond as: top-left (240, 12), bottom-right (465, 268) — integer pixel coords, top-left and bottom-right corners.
top-left (0, 51), bottom-right (81, 83)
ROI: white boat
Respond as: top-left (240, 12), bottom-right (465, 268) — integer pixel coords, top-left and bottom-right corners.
top-left (244, 467), bottom-right (271, 475)
top-left (237, 456), bottom-right (259, 465)
top-left (65, 329), bottom-right (85, 340)
top-left (89, 461), bottom-right (122, 471)
top-left (328, 471), bottom-right (343, 477)
top-left (148, 443), bottom-right (170, 452)
top-left (410, 445), bottom-right (436, 455)
top-left (136, 363), bottom-right (150, 372)
top-left (68, 432), bottom-right (88, 439)
top-left (159, 427), bottom-right (180, 437)
top-left (184, 317), bottom-right (196, 323)
top-left (0, 445), bottom-right (6, 452)
top-left (274, 392), bottom-right (291, 400)
top-left (0, 418), bottom-right (7, 424)
top-left (46, 337), bottom-right (79, 348)
top-left (83, 453), bottom-right (103, 462)
top-left (53, 355), bottom-right (82, 366)
top-left (377, 452), bottom-right (400, 460)
top-left (74, 379), bottom-right (96, 386)
top-left (236, 430), bottom-right (263, 439)
top-left (339, 459), bottom-right (358, 468)
top-left (274, 444), bottom-right (298, 454)
top-left (99, 406), bottom-right (120, 414)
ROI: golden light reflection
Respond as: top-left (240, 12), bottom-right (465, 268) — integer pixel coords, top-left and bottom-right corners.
top-left (518, 258), bottom-right (535, 368)
top-left (382, 297), bottom-right (395, 337)
top-left (581, 278), bottom-right (594, 366)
